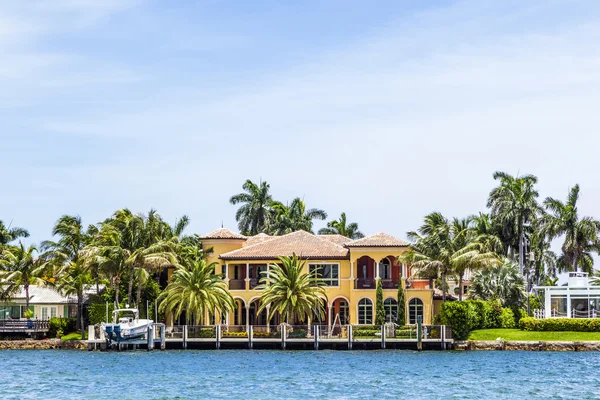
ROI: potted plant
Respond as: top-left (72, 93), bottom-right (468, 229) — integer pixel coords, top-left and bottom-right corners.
top-left (24, 309), bottom-right (34, 328)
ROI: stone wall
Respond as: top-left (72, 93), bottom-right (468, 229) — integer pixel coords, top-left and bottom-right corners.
top-left (454, 340), bottom-right (600, 351)
top-left (0, 340), bottom-right (87, 350)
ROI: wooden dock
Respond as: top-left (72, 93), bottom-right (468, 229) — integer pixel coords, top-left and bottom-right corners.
top-left (87, 324), bottom-right (453, 351)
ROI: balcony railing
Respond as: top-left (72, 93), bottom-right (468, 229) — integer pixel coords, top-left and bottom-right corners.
top-left (250, 278), bottom-right (261, 289)
top-left (228, 279), bottom-right (245, 290)
top-left (355, 279), bottom-right (376, 289)
top-left (381, 279), bottom-right (400, 289)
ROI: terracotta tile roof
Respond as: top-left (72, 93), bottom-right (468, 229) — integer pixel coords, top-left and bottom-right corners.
top-left (345, 232), bottom-right (409, 247)
top-left (243, 233), bottom-right (273, 247)
top-left (318, 234), bottom-right (353, 246)
top-left (198, 228), bottom-right (247, 240)
top-left (220, 230), bottom-right (349, 260)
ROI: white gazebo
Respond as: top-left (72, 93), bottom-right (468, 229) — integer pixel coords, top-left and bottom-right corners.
top-left (534, 272), bottom-right (600, 319)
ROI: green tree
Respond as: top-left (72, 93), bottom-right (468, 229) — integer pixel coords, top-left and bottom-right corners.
top-left (375, 279), bottom-right (385, 325)
top-left (470, 258), bottom-right (525, 308)
top-left (0, 243), bottom-right (46, 311)
top-left (230, 179), bottom-right (275, 235)
top-left (0, 220), bottom-right (29, 248)
top-left (257, 253), bottom-right (326, 323)
top-left (397, 285), bottom-right (405, 325)
top-left (158, 259), bottom-right (233, 324)
top-left (270, 198), bottom-right (327, 235)
top-left (487, 171), bottom-right (540, 274)
top-left (542, 184), bottom-right (600, 273)
top-left (56, 259), bottom-right (92, 339)
top-left (318, 212), bottom-right (364, 239)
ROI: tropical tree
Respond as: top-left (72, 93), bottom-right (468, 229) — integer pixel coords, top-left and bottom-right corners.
top-left (402, 213), bottom-right (500, 301)
top-left (0, 243), bottom-right (46, 311)
top-left (542, 184), bottom-right (600, 273)
top-left (270, 198), bottom-right (327, 235)
top-left (0, 220), bottom-right (29, 248)
top-left (56, 259), bottom-right (92, 338)
top-left (487, 171), bottom-right (540, 274)
top-left (375, 279), bottom-right (385, 325)
top-left (230, 179), bottom-right (275, 235)
top-left (318, 212), bottom-right (364, 239)
top-left (158, 259), bottom-right (233, 324)
top-left (257, 253), bottom-right (326, 323)
top-left (470, 259), bottom-right (525, 308)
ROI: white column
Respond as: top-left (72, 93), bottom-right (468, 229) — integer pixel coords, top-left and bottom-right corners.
top-left (567, 290), bottom-right (571, 318)
top-left (375, 259), bottom-right (380, 279)
top-left (350, 261), bottom-right (355, 279)
top-left (245, 263), bottom-right (250, 290)
top-left (225, 263), bottom-right (229, 280)
top-left (245, 304), bottom-right (250, 331)
top-left (544, 288), bottom-right (551, 319)
top-left (328, 303), bottom-right (333, 333)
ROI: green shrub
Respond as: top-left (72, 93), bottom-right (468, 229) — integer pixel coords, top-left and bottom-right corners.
top-left (520, 317), bottom-right (600, 332)
top-left (48, 318), bottom-right (76, 338)
top-left (288, 329), bottom-right (307, 338)
top-left (437, 301), bottom-right (475, 340)
top-left (500, 308), bottom-right (516, 328)
top-left (222, 331), bottom-right (248, 338)
top-left (353, 328), bottom-right (380, 337)
top-left (88, 303), bottom-right (117, 325)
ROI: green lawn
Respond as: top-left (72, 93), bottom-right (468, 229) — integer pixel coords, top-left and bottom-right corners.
top-left (468, 329), bottom-right (600, 341)
top-left (61, 332), bottom-right (88, 341)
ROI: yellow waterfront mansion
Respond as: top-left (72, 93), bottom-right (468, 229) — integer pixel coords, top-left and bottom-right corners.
top-left (188, 228), bottom-right (444, 328)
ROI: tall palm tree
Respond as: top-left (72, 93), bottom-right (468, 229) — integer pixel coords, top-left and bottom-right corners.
top-left (158, 259), bottom-right (233, 325)
top-left (270, 198), bottom-right (327, 235)
top-left (487, 171), bottom-right (540, 274)
top-left (402, 212), bottom-right (500, 301)
top-left (318, 212), bottom-right (364, 239)
top-left (0, 220), bottom-right (29, 248)
top-left (56, 258), bottom-right (92, 339)
top-left (470, 258), bottom-right (525, 308)
top-left (542, 184), bottom-right (600, 273)
top-left (257, 254), bottom-right (326, 323)
top-left (0, 243), bottom-right (46, 311)
top-left (230, 179), bottom-right (275, 235)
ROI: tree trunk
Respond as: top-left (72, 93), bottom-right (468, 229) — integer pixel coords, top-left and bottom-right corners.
top-left (114, 276), bottom-right (120, 305)
top-left (136, 279), bottom-right (143, 310)
top-left (458, 274), bottom-right (463, 301)
top-left (442, 272), bottom-right (446, 302)
top-left (127, 276), bottom-right (134, 306)
top-left (25, 283), bottom-right (30, 311)
top-left (572, 253), bottom-right (579, 272)
top-left (518, 223), bottom-right (524, 275)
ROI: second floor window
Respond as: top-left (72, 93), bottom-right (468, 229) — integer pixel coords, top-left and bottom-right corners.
top-left (309, 264), bottom-right (339, 286)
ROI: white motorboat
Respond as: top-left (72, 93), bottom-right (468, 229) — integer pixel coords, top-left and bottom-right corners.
top-left (102, 308), bottom-right (153, 344)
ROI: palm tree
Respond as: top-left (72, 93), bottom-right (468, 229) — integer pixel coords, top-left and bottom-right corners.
top-left (487, 171), bottom-right (540, 274)
top-left (402, 213), bottom-right (500, 301)
top-left (470, 258), bottom-right (525, 308)
top-left (56, 259), bottom-right (92, 339)
top-left (270, 198), bottom-right (327, 235)
top-left (230, 179), bottom-right (275, 235)
top-left (257, 254), bottom-right (326, 323)
top-left (318, 212), bottom-right (364, 239)
top-left (0, 243), bottom-right (46, 311)
top-left (542, 184), bottom-right (600, 273)
top-left (0, 220), bottom-right (29, 248)
top-left (158, 259), bottom-right (233, 325)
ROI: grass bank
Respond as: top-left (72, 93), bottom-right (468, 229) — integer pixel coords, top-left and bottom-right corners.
top-left (469, 329), bottom-right (600, 341)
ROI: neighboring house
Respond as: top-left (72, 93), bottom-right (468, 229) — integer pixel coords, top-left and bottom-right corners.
top-left (534, 272), bottom-right (600, 319)
top-left (0, 286), bottom-right (97, 321)
top-left (167, 228), bottom-right (447, 327)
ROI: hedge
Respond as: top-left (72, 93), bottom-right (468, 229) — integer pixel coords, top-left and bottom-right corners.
top-left (520, 317), bottom-right (600, 332)
top-left (437, 300), bottom-right (519, 340)
top-left (48, 318), bottom-right (76, 338)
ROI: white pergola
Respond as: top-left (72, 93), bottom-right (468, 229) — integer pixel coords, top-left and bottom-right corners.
top-left (534, 272), bottom-right (600, 319)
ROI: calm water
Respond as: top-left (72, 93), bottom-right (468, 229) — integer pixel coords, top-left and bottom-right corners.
top-left (1, 350), bottom-right (599, 399)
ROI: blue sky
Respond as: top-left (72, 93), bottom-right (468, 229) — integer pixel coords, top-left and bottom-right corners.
top-left (2, 0), bottom-right (600, 247)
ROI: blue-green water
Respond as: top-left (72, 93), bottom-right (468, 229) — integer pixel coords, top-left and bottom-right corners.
top-left (1, 350), bottom-right (599, 399)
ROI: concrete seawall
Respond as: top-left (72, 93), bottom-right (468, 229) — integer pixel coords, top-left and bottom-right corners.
top-left (455, 340), bottom-right (600, 351)
top-left (0, 340), bottom-right (87, 350)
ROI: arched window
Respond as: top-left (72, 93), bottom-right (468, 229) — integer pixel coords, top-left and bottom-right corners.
top-left (379, 258), bottom-right (391, 279)
top-left (358, 298), bottom-right (373, 325)
top-left (339, 300), bottom-right (349, 325)
top-left (408, 298), bottom-right (424, 324)
top-left (384, 298), bottom-right (398, 323)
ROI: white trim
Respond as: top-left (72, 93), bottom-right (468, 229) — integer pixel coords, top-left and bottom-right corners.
top-left (356, 297), bottom-right (374, 325)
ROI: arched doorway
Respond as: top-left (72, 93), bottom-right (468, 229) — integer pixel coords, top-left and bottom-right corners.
top-left (331, 297), bottom-right (350, 325)
top-left (233, 298), bottom-right (246, 326)
top-left (249, 299), bottom-right (269, 326)
top-left (356, 256), bottom-right (376, 289)
top-left (408, 298), bottom-right (424, 324)
top-left (384, 298), bottom-right (398, 323)
top-left (358, 298), bottom-right (373, 325)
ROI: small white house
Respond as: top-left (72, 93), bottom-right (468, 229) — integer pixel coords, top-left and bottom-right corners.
top-left (0, 286), bottom-right (94, 321)
top-left (534, 272), bottom-right (600, 318)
